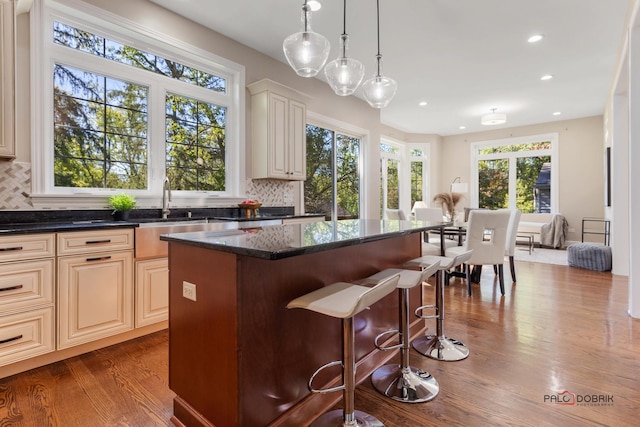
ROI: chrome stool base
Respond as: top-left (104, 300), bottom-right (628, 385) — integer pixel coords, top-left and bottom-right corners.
top-left (371, 364), bottom-right (439, 403)
top-left (310, 409), bottom-right (384, 427)
top-left (412, 335), bottom-right (469, 361)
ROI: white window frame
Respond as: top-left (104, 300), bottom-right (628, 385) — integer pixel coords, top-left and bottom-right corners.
top-left (470, 133), bottom-right (559, 213)
top-left (30, 0), bottom-right (246, 209)
top-left (304, 111), bottom-right (368, 220)
top-left (380, 138), bottom-right (431, 217)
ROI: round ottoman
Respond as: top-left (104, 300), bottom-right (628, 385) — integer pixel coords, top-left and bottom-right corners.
top-left (567, 243), bottom-right (612, 271)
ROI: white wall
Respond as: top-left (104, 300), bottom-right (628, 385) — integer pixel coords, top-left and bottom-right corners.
top-left (438, 116), bottom-right (605, 243)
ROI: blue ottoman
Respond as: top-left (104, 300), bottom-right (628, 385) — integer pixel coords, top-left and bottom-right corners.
top-left (567, 243), bottom-right (612, 271)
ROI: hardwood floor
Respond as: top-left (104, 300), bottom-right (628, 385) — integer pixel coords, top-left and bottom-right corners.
top-left (1, 260), bottom-right (637, 426)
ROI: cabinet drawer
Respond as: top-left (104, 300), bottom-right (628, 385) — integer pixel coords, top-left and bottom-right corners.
top-left (0, 233), bottom-right (55, 262)
top-left (0, 259), bottom-right (54, 314)
top-left (0, 307), bottom-right (54, 367)
top-left (57, 229), bottom-right (134, 256)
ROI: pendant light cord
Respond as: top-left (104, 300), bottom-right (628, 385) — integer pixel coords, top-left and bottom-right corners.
top-left (375, 0), bottom-right (382, 76)
top-left (303, 0), bottom-right (309, 32)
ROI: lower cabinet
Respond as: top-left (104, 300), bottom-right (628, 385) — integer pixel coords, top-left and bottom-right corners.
top-left (0, 307), bottom-right (54, 366)
top-left (135, 258), bottom-right (169, 327)
top-left (57, 250), bottom-right (134, 349)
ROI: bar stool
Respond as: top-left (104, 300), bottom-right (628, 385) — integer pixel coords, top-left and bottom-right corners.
top-left (404, 250), bottom-right (473, 361)
top-left (360, 261), bottom-right (441, 403)
top-left (287, 273), bottom-right (401, 427)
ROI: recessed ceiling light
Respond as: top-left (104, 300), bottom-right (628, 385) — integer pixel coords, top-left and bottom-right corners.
top-left (553, 111), bottom-right (562, 116)
top-left (541, 74), bottom-right (553, 81)
top-left (528, 34), bottom-right (544, 43)
top-left (307, 0), bottom-right (322, 11)
top-left (418, 101), bottom-right (428, 107)
top-left (459, 126), bottom-right (466, 130)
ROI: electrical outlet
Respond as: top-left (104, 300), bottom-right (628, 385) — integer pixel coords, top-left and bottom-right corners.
top-left (183, 281), bottom-right (197, 301)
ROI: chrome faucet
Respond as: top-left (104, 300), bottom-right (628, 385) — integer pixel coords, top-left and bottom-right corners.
top-left (162, 177), bottom-right (172, 219)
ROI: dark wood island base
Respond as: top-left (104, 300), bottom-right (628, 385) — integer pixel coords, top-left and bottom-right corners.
top-left (163, 220), bottom-right (444, 426)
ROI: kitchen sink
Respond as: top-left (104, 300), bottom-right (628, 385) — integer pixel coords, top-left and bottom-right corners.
top-left (135, 219), bottom-right (239, 258)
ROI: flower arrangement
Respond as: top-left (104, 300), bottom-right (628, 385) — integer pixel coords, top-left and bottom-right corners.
top-left (433, 192), bottom-right (463, 221)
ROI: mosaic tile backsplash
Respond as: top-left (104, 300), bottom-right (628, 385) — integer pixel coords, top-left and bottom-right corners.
top-left (0, 161), bottom-right (33, 209)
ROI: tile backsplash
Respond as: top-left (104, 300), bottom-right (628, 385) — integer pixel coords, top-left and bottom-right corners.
top-left (0, 161), bottom-right (33, 209)
top-left (245, 179), bottom-right (295, 207)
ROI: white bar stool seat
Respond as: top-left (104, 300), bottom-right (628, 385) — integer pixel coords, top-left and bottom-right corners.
top-left (360, 262), bottom-right (441, 403)
top-left (287, 273), bottom-right (401, 427)
top-left (404, 250), bottom-right (473, 361)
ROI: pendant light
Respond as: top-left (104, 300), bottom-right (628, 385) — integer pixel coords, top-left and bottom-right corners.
top-left (481, 108), bottom-right (507, 125)
top-left (362, 0), bottom-right (397, 108)
top-left (324, 0), bottom-right (365, 96)
top-left (283, 1), bottom-right (331, 78)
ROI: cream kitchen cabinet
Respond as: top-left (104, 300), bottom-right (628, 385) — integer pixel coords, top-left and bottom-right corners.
top-left (134, 258), bottom-right (168, 327)
top-left (0, 233), bottom-right (55, 366)
top-left (0, 0), bottom-right (16, 158)
top-left (248, 79), bottom-right (308, 180)
top-left (57, 229), bottom-right (134, 349)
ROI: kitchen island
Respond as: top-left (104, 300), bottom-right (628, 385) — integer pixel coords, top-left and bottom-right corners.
top-left (161, 219), bottom-right (446, 427)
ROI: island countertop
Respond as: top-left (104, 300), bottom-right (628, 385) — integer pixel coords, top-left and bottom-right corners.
top-left (160, 218), bottom-right (447, 260)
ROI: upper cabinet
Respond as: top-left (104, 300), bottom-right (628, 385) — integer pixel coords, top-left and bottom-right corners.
top-left (0, 0), bottom-right (15, 158)
top-left (247, 79), bottom-right (308, 180)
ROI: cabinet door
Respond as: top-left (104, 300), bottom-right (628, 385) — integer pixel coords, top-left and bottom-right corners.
top-left (268, 92), bottom-right (289, 179)
top-left (135, 258), bottom-right (169, 327)
top-left (58, 251), bottom-right (133, 349)
top-left (0, 0), bottom-right (16, 158)
top-left (287, 99), bottom-right (306, 180)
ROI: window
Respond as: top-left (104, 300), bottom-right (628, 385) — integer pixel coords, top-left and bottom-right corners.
top-left (380, 140), bottom-right (429, 218)
top-left (380, 143), bottom-right (400, 215)
top-left (472, 134), bottom-right (557, 213)
top-left (32, 0), bottom-right (244, 207)
top-left (305, 123), bottom-right (362, 221)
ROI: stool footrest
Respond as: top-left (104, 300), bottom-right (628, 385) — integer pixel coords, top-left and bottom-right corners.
top-left (308, 360), bottom-right (345, 394)
top-left (374, 329), bottom-right (402, 351)
top-left (415, 304), bottom-right (438, 320)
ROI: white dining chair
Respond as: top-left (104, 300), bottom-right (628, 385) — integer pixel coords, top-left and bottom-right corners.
top-left (445, 210), bottom-right (511, 296)
top-left (502, 209), bottom-right (522, 283)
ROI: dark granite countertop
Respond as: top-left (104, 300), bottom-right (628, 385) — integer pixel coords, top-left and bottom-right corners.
top-left (0, 207), bottom-right (320, 235)
top-left (160, 219), bottom-right (448, 260)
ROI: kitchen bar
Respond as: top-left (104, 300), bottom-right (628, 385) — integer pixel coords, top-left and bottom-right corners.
top-left (161, 219), bottom-right (446, 426)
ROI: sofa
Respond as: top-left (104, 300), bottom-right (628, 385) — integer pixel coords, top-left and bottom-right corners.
top-left (518, 213), bottom-right (568, 248)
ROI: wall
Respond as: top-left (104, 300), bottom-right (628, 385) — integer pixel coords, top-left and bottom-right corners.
top-left (4, 0), bottom-right (382, 217)
top-left (439, 116), bottom-right (605, 243)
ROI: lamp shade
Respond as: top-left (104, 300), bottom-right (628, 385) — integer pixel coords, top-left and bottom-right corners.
top-left (450, 182), bottom-right (469, 193)
top-left (324, 35), bottom-right (365, 96)
top-left (283, 3), bottom-right (330, 78)
top-left (481, 110), bottom-right (507, 125)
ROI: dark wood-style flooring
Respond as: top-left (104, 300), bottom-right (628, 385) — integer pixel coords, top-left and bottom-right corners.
top-left (1, 260), bottom-right (638, 426)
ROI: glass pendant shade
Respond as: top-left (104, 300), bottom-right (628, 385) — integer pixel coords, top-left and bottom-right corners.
top-left (362, 56), bottom-right (397, 108)
top-left (324, 35), bottom-right (365, 96)
top-left (283, 3), bottom-right (330, 78)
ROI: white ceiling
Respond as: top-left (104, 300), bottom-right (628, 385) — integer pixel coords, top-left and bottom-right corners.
top-left (149, 0), bottom-right (631, 136)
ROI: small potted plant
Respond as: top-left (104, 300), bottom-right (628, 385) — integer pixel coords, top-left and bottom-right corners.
top-left (108, 193), bottom-right (137, 221)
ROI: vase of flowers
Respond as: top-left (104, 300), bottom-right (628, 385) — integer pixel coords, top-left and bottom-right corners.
top-left (433, 192), bottom-right (463, 224)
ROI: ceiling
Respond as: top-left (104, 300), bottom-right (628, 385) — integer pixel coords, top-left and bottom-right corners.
top-left (149, 0), bottom-right (631, 136)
